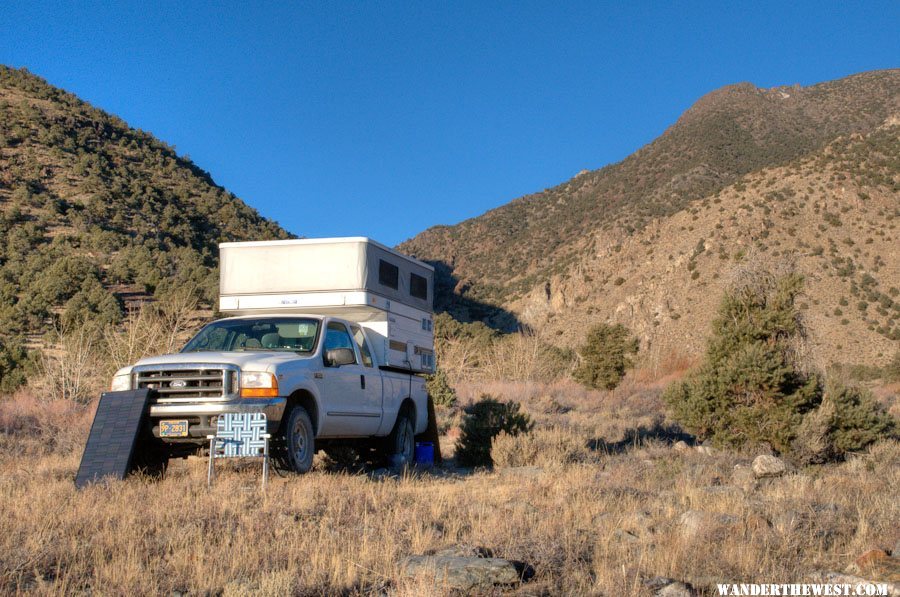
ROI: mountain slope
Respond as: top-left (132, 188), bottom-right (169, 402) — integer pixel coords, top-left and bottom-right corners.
top-left (520, 125), bottom-right (900, 367)
top-left (400, 70), bottom-right (900, 367)
top-left (400, 70), bottom-right (900, 311)
top-left (0, 66), bottom-right (291, 344)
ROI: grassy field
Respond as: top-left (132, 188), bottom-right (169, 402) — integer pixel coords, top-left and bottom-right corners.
top-left (0, 375), bottom-right (898, 596)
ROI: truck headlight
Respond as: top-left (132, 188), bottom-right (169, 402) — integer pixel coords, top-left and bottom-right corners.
top-left (110, 373), bottom-right (131, 392)
top-left (240, 372), bottom-right (279, 398)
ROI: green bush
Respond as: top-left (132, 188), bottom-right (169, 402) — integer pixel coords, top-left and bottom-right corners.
top-left (425, 369), bottom-right (457, 407)
top-left (664, 273), bottom-right (820, 452)
top-left (665, 271), bottom-right (896, 459)
top-left (824, 380), bottom-right (895, 455)
top-left (0, 334), bottom-right (37, 393)
top-left (573, 323), bottom-right (639, 390)
top-left (454, 396), bottom-right (533, 467)
top-left (791, 380), bottom-right (896, 464)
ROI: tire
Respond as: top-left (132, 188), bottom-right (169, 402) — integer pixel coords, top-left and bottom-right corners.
top-left (130, 441), bottom-right (169, 479)
top-left (274, 406), bottom-right (315, 474)
top-left (384, 407), bottom-right (415, 470)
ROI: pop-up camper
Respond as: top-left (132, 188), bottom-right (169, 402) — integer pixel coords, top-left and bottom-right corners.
top-left (218, 237), bottom-right (435, 373)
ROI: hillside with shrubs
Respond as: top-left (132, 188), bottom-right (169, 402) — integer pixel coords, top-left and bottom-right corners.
top-left (0, 66), bottom-right (290, 390)
top-left (400, 69), bottom-right (900, 370)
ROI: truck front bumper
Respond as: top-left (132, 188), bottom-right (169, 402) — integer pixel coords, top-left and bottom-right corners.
top-left (149, 397), bottom-right (287, 442)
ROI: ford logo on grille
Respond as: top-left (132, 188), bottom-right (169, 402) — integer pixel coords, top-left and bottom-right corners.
top-left (170, 379), bottom-right (188, 388)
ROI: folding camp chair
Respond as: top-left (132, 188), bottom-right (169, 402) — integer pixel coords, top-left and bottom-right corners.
top-left (207, 412), bottom-right (271, 489)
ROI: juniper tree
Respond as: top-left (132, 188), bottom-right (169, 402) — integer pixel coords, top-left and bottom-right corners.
top-left (665, 270), bottom-right (895, 457)
top-left (664, 273), bottom-right (820, 451)
top-left (573, 323), bottom-right (639, 391)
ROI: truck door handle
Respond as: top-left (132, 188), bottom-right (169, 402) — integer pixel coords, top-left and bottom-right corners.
top-left (360, 375), bottom-right (366, 390)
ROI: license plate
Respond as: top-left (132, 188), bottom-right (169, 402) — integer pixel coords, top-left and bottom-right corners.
top-left (159, 419), bottom-right (189, 438)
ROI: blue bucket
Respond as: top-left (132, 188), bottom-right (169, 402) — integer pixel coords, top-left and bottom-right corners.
top-left (414, 442), bottom-right (434, 466)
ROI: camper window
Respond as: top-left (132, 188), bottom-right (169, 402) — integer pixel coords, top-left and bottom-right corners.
top-left (410, 272), bottom-right (428, 300)
top-left (379, 259), bottom-right (399, 289)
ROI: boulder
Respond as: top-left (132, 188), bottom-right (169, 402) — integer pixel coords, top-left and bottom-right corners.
top-left (673, 440), bottom-right (690, 452)
top-left (751, 455), bottom-right (786, 478)
top-left (431, 545), bottom-right (493, 558)
top-left (678, 510), bottom-right (738, 541)
top-left (644, 576), bottom-right (696, 596)
top-left (401, 547), bottom-right (528, 591)
top-left (657, 581), bottom-right (696, 597)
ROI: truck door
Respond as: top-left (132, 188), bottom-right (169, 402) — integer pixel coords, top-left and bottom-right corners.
top-left (320, 321), bottom-right (381, 436)
top-left (350, 324), bottom-right (384, 420)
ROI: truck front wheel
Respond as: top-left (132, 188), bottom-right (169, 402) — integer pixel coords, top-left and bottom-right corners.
top-left (275, 406), bottom-right (315, 474)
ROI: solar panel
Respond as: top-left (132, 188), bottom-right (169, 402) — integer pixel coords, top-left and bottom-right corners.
top-left (75, 389), bottom-right (152, 488)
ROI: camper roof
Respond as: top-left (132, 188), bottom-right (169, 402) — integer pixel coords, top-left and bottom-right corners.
top-left (218, 237), bottom-right (434, 271)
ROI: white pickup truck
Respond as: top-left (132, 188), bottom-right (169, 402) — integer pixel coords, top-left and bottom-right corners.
top-left (110, 238), bottom-right (435, 474)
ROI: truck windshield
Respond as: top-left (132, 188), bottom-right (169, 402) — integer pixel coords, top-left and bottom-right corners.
top-left (182, 318), bottom-right (321, 353)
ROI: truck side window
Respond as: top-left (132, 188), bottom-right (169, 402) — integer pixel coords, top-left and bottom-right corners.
top-left (379, 259), bottom-right (399, 289)
top-left (350, 325), bottom-right (374, 368)
top-left (410, 273), bottom-right (428, 299)
top-left (324, 322), bottom-right (357, 364)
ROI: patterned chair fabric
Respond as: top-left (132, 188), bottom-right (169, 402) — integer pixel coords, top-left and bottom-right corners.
top-left (213, 413), bottom-right (268, 458)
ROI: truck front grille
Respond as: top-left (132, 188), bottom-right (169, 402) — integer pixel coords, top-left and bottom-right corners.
top-left (133, 364), bottom-right (239, 402)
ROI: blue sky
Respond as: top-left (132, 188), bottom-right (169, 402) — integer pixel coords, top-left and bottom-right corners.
top-left (1, 2), bottom-right (898, 246)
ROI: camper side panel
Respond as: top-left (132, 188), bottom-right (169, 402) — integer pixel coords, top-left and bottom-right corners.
top-left (220, 241), bottom-right (368, 296)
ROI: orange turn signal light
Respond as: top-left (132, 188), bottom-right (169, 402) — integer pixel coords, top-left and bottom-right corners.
top-left (241, 387), bottom-right (279, 398)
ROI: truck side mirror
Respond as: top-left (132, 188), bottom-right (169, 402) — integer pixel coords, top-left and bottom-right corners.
top-left (325, 348), bottom-right (356, 367)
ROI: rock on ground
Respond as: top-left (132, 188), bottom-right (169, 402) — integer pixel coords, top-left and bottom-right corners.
top-left (401, 546), bottom-right (527, 591)
top-left (678, 510), bottom-right (738, 541)
top-left (645, 576), bottom-right (697, 596)
top-left (751, 455), bottom-right (786, 478)
top-left (657, 581), bottom-right (696, 597)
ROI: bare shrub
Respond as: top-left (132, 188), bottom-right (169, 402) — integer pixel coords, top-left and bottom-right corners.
top-left (435, 335), bottom-right (486, 383)
top-left (31, 290), bottom-right (202, 403)
top-left (104, 290), bottom-right (200, 376)
top-left (480, 331), bottom-right (572, 383)
top-left (34, 324), bottom-right (104, 403)
top-left (790, 399), bottom-right (835, 465)
top-left (0, 389), bottom-right (91, 454)
top-left (491, 426), bottom-right (594, 468)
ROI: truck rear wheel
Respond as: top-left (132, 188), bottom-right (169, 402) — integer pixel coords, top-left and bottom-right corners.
top-left (275, 406), bottom-right (315, 474)
top-left (384, 407), bottom-right (415, 470)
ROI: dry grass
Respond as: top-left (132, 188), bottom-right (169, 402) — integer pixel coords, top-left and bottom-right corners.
top-left (1, 375), bottom-right (898, 595)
